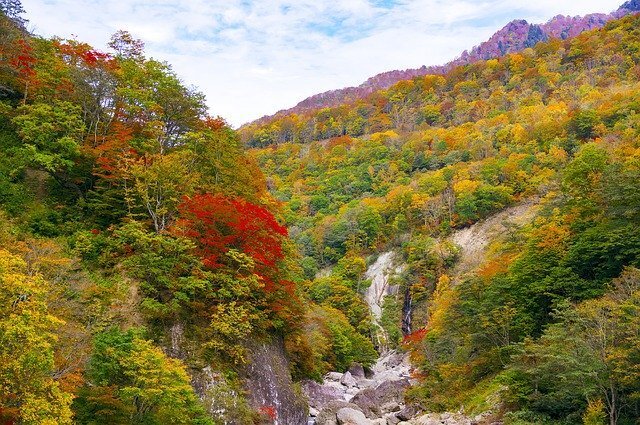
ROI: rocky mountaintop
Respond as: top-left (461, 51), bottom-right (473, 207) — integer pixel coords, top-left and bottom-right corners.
top-left (620, 0), bottom-right (640, 11)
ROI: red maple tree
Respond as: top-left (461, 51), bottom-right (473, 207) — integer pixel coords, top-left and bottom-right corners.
top-left (175, 193), bottom-right (288, 290)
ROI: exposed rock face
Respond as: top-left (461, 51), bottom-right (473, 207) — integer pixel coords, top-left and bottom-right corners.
top-left (168, 322), bottom-right (185, 359)
top-left (621, 0), bottom-right (640, 12)
top-left (450, 201), bottom-right (538, 283)
top-left (243, 338), bottom-right (308, 425)
top-left (525, 24), bottom-right (547, 48)
top-left (364, 251), bottom-right (402, 321)
top-left (364, 251), bottom-right (404, 348)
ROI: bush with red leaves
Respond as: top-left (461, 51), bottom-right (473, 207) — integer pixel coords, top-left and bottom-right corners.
top-left (175, 193), bottom-right (288, 290)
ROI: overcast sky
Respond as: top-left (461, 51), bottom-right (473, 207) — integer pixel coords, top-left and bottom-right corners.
top-left (21, 0), bottom-right (623, 127)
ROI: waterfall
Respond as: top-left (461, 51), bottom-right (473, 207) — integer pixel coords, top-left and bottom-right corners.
top-left (401, 287), bottom-right (412, 336)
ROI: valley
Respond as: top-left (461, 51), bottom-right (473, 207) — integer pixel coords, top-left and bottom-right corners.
top-left (1, 1), bottom-right (640, 424)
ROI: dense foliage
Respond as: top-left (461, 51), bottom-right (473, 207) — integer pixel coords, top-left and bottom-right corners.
top-left (3, 1), bottom-right (640, 423)
top-left (248, 14), bottom-right (640, 424)
top-left (0, 4), bottom-right (375, 423)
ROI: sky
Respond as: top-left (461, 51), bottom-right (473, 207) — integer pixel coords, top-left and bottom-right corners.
top-left (21, 0), bottom-right (623, 127)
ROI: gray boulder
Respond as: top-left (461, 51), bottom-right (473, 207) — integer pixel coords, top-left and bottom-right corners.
top-left (315, 401), bottom-right (365, 425)
top-left (381, 401), bottom-right (401, 413)
top-left (350, 379), bottom-right (410, 418)
top-left (340, 371), bottom-right (357, 387)
top-left (348, 362), bottom-right (366, 379)
top-left (303, 380), bottom-right (346, 411)
top-left (326, 372), bottom-right (344, 381)
top-left (396, 404), bottom-right (421, 421)
top-left (410, 413), bottom-right (474, 425)
top-left (385, 413), bottom-right (402, 425)
top-left (336, 407), bottom-right (372, 425)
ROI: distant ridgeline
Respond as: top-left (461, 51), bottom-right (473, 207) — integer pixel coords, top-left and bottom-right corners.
top-left (249, 12), bottom-right (640, 424)
top-left (240, 0), bottom-right (640, 145)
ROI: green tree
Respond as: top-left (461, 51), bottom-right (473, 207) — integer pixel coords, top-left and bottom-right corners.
top-left (12, 101), bottom-right (86, 194)
top-left (570, 109), bottom-right (601, 140)
top-left (505, 268), bottom-right (640, 424)
top-left (80, 328), bottom-right (212, 425)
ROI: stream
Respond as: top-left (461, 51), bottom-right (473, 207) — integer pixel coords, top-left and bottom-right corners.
top-left (304, 251), bottom-right (414, 425)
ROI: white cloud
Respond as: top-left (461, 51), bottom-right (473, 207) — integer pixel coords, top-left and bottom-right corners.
top-left (21, 0), bottom-right (624, 126)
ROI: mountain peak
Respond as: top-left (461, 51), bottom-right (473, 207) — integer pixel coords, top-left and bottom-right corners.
top-left (620, 0), bottom-right (640, 12)
top-left (243, 3), bottom-right (640, 128)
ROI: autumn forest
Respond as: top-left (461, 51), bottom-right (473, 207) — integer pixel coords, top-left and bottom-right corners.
top-left (1, 0), bottom-right (640, 424)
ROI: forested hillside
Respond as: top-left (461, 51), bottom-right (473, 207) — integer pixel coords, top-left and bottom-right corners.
top-left (0, 4), bottom-right (377, 424)
top-left (248, 14), bottom-right (640, 424)
top-left (2, 1), bottom-right (640, 424)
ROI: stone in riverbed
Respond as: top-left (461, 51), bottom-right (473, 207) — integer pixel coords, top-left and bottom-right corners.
top-left (315, 401), bottom-right (365, 425)
top-left (410, 413), bottom-right (474, 425)
top-left (357, 378), bottom-right (378, 388)
top-left (336, 407), bottom-right (372, 425)
top-left (341, 371), bottom-right (358, 387)
top-left (303, 379), bottom-right (346, 411)
top-left (348, 362), bottom-right (366, 379)
top-left (350, 378), bottom-right (410, 418)
top-left (326, 372), bottom-right (344, 381)
top-left (381, 401), bottom-right (401, 413)
top-left (373, 351), bottom-right (405, 373)
top-left (385, 413), bottom-right (402, 425)
top-left (396, 404), bottom-right (421, 421)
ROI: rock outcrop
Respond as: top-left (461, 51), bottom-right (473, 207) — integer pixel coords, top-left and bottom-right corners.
top-left (244, 339), bottom-right (308, 424)
top-left (363, 251), bottom-right (403, 348)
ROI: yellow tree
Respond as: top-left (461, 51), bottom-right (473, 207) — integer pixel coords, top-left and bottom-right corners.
top-left (0, 249), bottom-right (73, 425)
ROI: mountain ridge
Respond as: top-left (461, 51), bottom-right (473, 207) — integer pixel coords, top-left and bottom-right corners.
top-left (244, 1), bottom-right (640, 128)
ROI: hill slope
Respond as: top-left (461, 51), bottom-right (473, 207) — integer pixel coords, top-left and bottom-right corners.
top-left (250, 13), bottom-right (640, 423)
top-left (244, 0), bottom-right (640, 131)
top-left (0, 7), bottom-right (377, 424)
